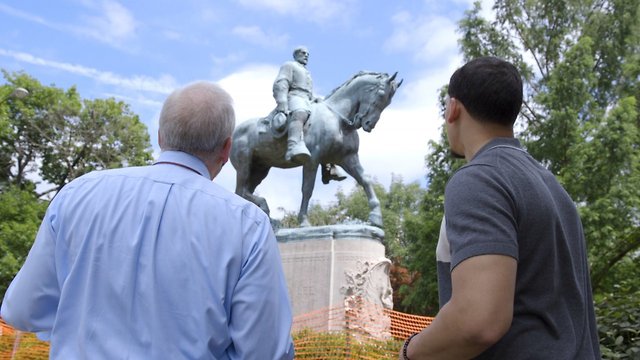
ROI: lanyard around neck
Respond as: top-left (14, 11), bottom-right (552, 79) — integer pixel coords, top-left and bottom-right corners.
top-left (154, 161), bottom-right (203, 176)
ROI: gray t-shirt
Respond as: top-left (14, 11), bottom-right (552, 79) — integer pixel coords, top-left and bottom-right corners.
top-left (437, 137), bottom-right (601, 359)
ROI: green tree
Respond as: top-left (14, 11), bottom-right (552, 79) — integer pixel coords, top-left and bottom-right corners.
top-left (0, 70), bottom-right (154, 301)
top-left (277, 177), bottom-right (426, 312)
top-left (0, 185), bottom-right (47, 300)
top-left (39, 97), bottom-right (153, 196)
top-left (1, 71), bottom-right (82, 188)
top-left (404, 0), bottom-right (640, 355)
top-left (402, 0), bottom-right (639, 305)
top-left (1, 70), bottom-right (153, 195)
top-left (401, 124), bottom-right (465, 315)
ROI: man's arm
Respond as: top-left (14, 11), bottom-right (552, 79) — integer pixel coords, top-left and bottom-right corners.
top-left (273, 63), bottom-right (292, 114)
top-left (227, 213), bottom-right (294, 360)
top-left (1, 209), bottom-right (60, 337)
top-left (401, 254), bottom-right (516, 359)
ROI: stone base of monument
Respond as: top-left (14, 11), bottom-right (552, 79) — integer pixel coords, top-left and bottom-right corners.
top-left (276, 224), bottom-right (393, 335)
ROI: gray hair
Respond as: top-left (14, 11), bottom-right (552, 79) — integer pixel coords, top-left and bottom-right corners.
top-left (159, 81), bottom-right (235, 155)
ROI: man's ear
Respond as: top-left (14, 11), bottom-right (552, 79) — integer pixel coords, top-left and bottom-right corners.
top-left (445, 97), bottom-right (461, 124)
top-left (218, 137), bottom-right (232, 164)
top-left (157, 130), bottom-right (163, 148)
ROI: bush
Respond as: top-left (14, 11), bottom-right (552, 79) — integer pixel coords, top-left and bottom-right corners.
top-left (595, 284), bottom-right (640, 359)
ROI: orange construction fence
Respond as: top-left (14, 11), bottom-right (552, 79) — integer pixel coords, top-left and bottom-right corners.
top-left (1, 297), bottom-right (433, 359)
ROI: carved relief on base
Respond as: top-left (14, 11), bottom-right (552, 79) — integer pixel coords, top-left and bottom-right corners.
top-left (341, 259), bottom-right (393, 340)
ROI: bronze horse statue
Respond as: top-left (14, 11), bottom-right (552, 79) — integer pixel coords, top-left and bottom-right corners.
top-left (230, 71), bottom-right (402, 227)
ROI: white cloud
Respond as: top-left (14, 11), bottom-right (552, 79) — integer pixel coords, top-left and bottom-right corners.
top-left (79, 0), bottom-right (137, 46)
top-left (210, 63), bottom-right (451, 218)
top-left (235, 0), bottom-right (357, 24)
top-left (212, 52), bottom-right (245, 67)
top-left (0, 3), bottom-right (50, 26)
top-left (231, 26), bottom-right (289, 49)
top-left (356, 64), bottom-right (464, 189)
top-left (211, 65), bottom-right (300, 215)
top-left (0, 1), bottom-right (137, 48)
top-left (384, 12), bottom-right (459, 64)
top-left (102, 92), bottom-right (164, 108)
top-left (212, 64), bottom-right (362, 217)
top-left (217, 64), bottom-right (279, 123)
top-left (0, 49), bottom-right (177, 94)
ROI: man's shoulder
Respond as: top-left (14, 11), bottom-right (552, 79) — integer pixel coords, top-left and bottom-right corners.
top-left (181, 180), bottom-right (270, 222)
top-left (279, 61), bottom-right (305, 71)
top-left (449, 160), bottom-right (499, 186)
top-left (63, 166), bottom-right (141, 187)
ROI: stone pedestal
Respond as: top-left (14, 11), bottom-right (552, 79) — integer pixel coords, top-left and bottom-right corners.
top-left (276, 224), bottom-right (393, 320)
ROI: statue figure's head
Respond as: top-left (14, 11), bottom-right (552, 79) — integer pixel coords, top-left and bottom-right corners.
top-left (293, 46), bottom-right (309, 65)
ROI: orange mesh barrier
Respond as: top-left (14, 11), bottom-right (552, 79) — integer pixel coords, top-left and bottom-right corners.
top-left (1, 319), bottom-right (49, 360)
top-left (291, 296), bottom-right (433, 359)
top-left (1, 297), bottom-right (433, 359)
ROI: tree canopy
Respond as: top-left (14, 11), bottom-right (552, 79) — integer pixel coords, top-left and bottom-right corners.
top-left (399, 0), bottom-right (639, 355)
top-left (1, 70), bottom-right (153, 196)
top-left (298, 0), bottom-right (639, 344)
top-left (458, 0), bottom-right (640, 294)
top-left (0, 70), bottom-right (153, 300)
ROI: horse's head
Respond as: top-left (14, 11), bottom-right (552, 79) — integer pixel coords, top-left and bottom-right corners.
top-left (354, 72), bottom-right (402, 132)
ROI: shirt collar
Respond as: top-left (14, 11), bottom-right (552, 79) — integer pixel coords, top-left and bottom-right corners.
top-left (472, 137), bottom-right (522, 160)
top-left (154, 151), bottom-right (211, 179)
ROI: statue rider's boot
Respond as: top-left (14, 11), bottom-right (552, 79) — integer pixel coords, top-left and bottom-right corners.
top-left (330, 165), bottom-right (347, 182)
top-left (285, 117), bottom-right (311, 164)
top-left (322, 164), bottom-right (347, 184)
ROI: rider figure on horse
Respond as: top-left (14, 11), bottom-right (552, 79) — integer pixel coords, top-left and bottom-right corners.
top-left (273, 46), bottom-right (346, 183)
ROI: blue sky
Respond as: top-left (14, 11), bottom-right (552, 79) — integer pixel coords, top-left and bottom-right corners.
top-left (0, 0), bottom-right (492, 217)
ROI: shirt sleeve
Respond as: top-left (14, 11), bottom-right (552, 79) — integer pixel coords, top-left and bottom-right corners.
top-left (444, 165), bottom-right (519, 270)
top-left (273, 63), bottom-right (293, 107)
top-left (1, 200), bottom-right (61, 336)
top-left (226, 209), bottom-right (294, 360)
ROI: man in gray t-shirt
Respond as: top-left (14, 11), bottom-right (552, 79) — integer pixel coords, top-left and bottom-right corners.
top-left (400, 57), bottom-right (600, 359)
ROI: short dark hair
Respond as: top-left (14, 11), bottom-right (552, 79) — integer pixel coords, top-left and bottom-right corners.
top-left (448, 56), bottom-right (523, 126)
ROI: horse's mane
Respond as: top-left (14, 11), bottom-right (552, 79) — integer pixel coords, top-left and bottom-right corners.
top-left (324, 71), bottom-right (385, 100)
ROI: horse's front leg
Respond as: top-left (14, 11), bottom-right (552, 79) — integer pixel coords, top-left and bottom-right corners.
top-left (339, 154), bottom-right (383, 227)
top-left (298, 162), bottom-right (319, 227)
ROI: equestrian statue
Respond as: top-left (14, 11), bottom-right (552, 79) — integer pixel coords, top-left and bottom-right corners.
top-left (231, 63), bottom-right (401, 228)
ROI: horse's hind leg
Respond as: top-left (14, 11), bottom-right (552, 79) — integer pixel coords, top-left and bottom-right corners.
top-left (338, 154), bottom-right (383, 227)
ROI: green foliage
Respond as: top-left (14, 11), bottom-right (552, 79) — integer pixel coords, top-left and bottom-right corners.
top-left (404, 1), bottom-right (640, 356)
top-left (0, 185), bottom-right (47, 300)
top-left (1, 70), bottom-right (153, 196)
top-left (277, 178), bottom-right (426, 312)
top-left (452, 0), bottom-right (640, 298)
top-left (39, 97), bottom-right (152, 193)
top-left (387, 0), bottom-right (640, 326)
top-left (401, 126), bottom-right (465, 316)
top-left (595, 282), bottom-right (640, 359)
top-left (0, 69), bottom-right (153, 301)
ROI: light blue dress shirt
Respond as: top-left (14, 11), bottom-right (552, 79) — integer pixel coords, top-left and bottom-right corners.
top-left (1, 151), bottom-right (294, 359)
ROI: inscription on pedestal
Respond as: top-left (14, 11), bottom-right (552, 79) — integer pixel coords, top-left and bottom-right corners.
top-left (276, 224), bottom-right (392, 317)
